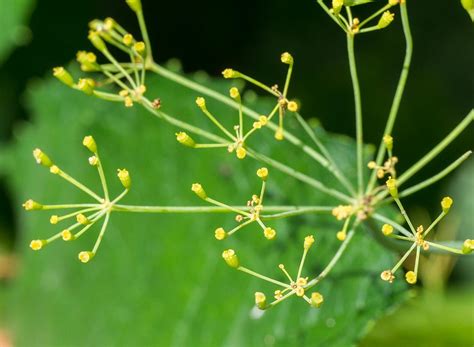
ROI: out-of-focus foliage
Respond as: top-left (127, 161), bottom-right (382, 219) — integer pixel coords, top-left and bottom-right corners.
top-left (0, 0), bottom-right (34, 64)
top-left (0, 70), bottom-right (406, 346)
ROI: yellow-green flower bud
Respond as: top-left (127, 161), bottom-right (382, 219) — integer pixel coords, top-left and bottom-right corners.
top-left (83, 135), bottom-right (97, 153)
top-left (280, 52), bottom-right (293, 65)
top-left (310, 292), bottom-right (324, 308)
top-left (304, 235), bottom-right (315, 250)
top-left (462, 239), bottom-right (473, 254)
top-left (405, 271), bottom-right (417, 284)
top-left (195, 97), bottom-right (206, 110)
top-left (263, 227), bottom-right (276, 240)
top-left (332, 0), bottom-right (343, 15)
top-left (78, 251), bottom-right (95, 263)
top-left (50, 215), bottom-right (59, 224)
top-left (215, 227), bottom-right (227, 240)
top-left (22, 199), bottom-right (43, 211)
top-left (126, 0), bottom-right (142, 12)
top-left (191, 183), bottom-right (207, 199)
top-left (385, 177), bottom-right (398, 198)
top-left (53, 67), bottom-right (74, 87)
top-left (256, 167), bottom-right (268, 181)
top-left (383, 134), bottom-right (393, 151)
top-left (236, 147), bottom-right (247, 159)
top-left (255, 292), bottom-right (267, 310)
top-left (30, 239), bottom-right (47, 251)
top-left (441, 196), bottom-right (453, 213)
top-left (134, 41), bottom-right (146, 54)
top-left (222, 249), bottom-right (239, 268)
top-left (176, 132), bottom-right (196, 148)
top-left (61, 230), bottom-right (75, 241)
top-left (222, 68), bottom-right (239, 79)
top-left (378, 11), bottom-right (395, 29)
top-left (77, 78), bottom-right (94, 95)
top-left (287, 101), bottom-right (298, 112)
top-left (117, 169), bottom-right (131, 189)
top-left (76, 213), bottom-right (91, 225)
top-left (382, 224), bottom-right (393, 236)
top-left (229, 87), bottom-right (240, 99)
top-left (33, 148), bottom-right (53, 167)
top-left (123, 33), bottom-right (134, 46)
top-left (88, 31), bottom-right (107, 52)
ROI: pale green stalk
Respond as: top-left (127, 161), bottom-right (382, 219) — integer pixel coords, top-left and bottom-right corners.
top-left (366, 2), bottom-right (412, 194)
top-left (237, 266), bottom-right (290, 288)
top-left (347, 33), bottom-right (364, 195)
top-left (316, 0), bottom-right (348, 32)
top-left (306, 228), bottom-right (356, 289)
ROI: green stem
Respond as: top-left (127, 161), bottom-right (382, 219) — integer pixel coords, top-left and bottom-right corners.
top-left (247, 149), bottom-right (353, 203)
top-left (359, 3), bottom-right (392, 28)
top-left (237, 266), bottom-right (290, 288)
top-left (395, 150), bottom-right (472, 200)
top-left (316, 0), bottom-right (349, 32)
top-left (366, 2), bottom-right (413, 194)
top-left (136, 9), bottom-right (153, 66)
top-left (293, 111), bottom-right (356, 196)
top-left (306, 228), bottom-right (355, 289)
top-left (347, 33), bottom-right (364, 196)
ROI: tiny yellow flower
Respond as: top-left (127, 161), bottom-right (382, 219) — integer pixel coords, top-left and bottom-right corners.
top-left (287, 101), bottom-right (298, 112)
top-left (83, 135), bottom-right (97, 153)
top-left (222, 249), bottom-right (239, 268)
top-left (30, 239), bottom-right (46, 251)
top-left (126, 0), bottom-right (142, 12)
top-left (275, 128), bottom-right (284, 141)
top-left (53, 67), bottom-right (74, 87)
top-left (175, 132), bottom-right (196, 148)
top-left (259, 115), bottom-right (268, 125)
top-left (229, 87), bottom-right (240, 99)
top-left (253, 121), bottom-right (262, 129)
top-left (215, 227), bottom-right (227, 241)
top-left (195, 97), bottom-right (206, 109)
top-left (378, 11), bottom-right (395, 29)
top-left (191, 183), bottom-right (207, 199)
top-left (332, 0), bottom-right (343, 15)
top-left (389, 0), bottom-right (399, 5)
top-left (89, 156), bottom-right (99, 166)
top-left (441, 196), bottom-right (453, 213)
top-left (380, 270), bottom-right (394, 282)
top-left (123, 33), bottom-right (134, 46)
top-left (367, 161), bottom-right (377, 169)
top-left (332, 205), bottom-right (353, 220)
top-left (405, 271), bottom-right (417, 284)
top-left (22, 199), bottom-right (43, 211)
top-left (124, 96), bottom-right (133, 107)
top-left (50, 215), bottom-right (59, 225)
top-left (50, 165), bottom-right (60, 174)
top-left (117, 169), bottom-right (131, 189)
top-left (236, 147), bottom-right (247, 159)
top-left (255, 292), bottom-right (267, 309)
top-left (280, 52), bottom-right (293, 65)
top-left (77, 78), bottom-right (94, 95)
top-left (33, 148), bottom-right (53, 167)
top-left (382, 224), bottom-right (394, 236)
top-left (462, 239), bottom-right (473, 254)
top-left (383, 134), bottom-right (393, 151)
top-left (336, 230), bottom-right (346, 241)
top-left (134, 41), bottom-right (146, 54)
top-left (304, 235), bottom-right (315, 250)
top-left (119, 90), bottom-right (129, 97)
top-left (222, 68), bottom-right (239, 79)
top-left (310, 292), bottom-right (324, 308)
top-left (385, 176), bottom-right (398, 198)
top-left (256, 167), bottom-right (268, 181)
top-left (295, 287), bottom-right (305, 297)
top-left (61, 230), bottom-right (74, 241)
top-left (78, 251), bottom-right (95, 263)
top-left (88, 30), bottom-right (107, 52)
top-left (76, 213), bottom-right (91, 225)
top-left (264, 227), bottom-right (276, 240)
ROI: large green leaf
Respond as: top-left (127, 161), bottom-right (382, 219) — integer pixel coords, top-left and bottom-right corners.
top-left (2, 68), bottom-right (405, 346)
top-left (0, 0), bottom-right (34, 64)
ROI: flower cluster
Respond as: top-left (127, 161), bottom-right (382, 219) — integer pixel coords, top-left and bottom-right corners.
top-left (192, 167), bottom-right (277, 240)
top-left (24, 137), bottom-right (131, 263)
top-left (222, 235), bottom-right (324, 310)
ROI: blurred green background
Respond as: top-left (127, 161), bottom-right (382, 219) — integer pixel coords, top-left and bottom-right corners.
top-left (0, 0), bottom-right (473, 346)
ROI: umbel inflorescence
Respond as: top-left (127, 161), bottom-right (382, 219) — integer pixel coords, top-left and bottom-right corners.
top-left (23, 0), bottom-right (473, 311)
